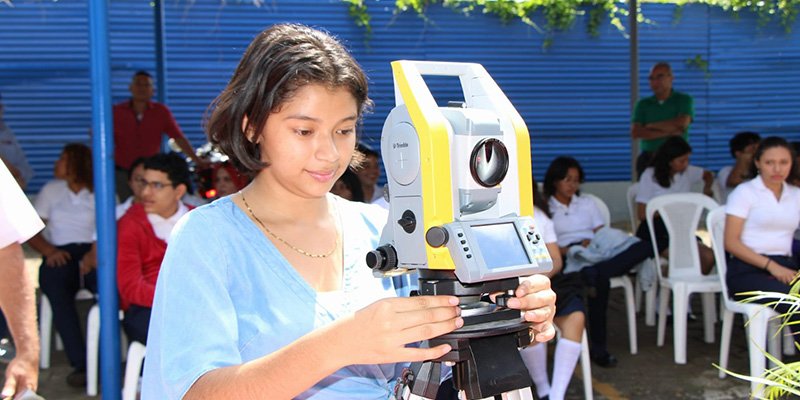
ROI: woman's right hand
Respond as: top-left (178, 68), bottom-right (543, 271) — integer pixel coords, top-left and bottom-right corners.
top-left (332, 296), bottom-right (463, 366)
top-left (45, 249), bottom-right (71, 267)
top-left (768, 261), bottom-right (797, 285)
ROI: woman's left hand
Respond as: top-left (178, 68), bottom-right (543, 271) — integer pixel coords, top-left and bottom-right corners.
top-left (503, 274), bottom-right (556, 343)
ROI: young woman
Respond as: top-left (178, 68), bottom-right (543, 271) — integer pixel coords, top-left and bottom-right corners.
top-left (724, 136), bottom-right (800, 341)
top-left (212, 161), bottom-right (247, 198)
top-left (634, 136), bottom-right (715, 273)
top-left (141, 23), bottom-right (556, 399)
top-left (543, 156), bottom-right (653, 368)
top-left (520, 177), bottom-right (585, 400)
top-left (27, 143), bottom-right (95, 387)
top-left (330, 168), bottom-right (364, 202)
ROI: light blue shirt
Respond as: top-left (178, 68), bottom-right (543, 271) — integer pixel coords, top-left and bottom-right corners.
top-left (142, 195), bottom-right (411, 399)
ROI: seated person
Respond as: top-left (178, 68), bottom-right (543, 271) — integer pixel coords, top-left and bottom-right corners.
top-left (27, 143), bottom-right (96, 387)
top-left (117, 157), bottom-right (147, 216)
top-left (716, 131), bottom-right (760, 203)
top-left (79, 157), bottom-right (148, 273)
top-left (117, 153), bottom-right (192, 345)
top-left (724, 136), bottom-right (800, 344)
top-left (635, 136), bottom-right (715, 274)
top-left (212, 161), bottom-right (247, 198)
top-left (330, 168), bottom-right (364, 202)
top-left (520, 177), bottom-right (585, 400)
top-left (543, 156), bottom-right (653, 368)
top-left (355, 143), bottom-right (383, 203)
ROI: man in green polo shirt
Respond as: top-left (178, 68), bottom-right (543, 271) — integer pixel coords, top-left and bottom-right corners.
top-left (631, 62), bottom-right (694, 177)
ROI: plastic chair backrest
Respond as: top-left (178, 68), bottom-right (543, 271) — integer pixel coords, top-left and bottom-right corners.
top-left (707, 207), bottom-right (731, 303)
top-left (645, 193), bottom-right (719, 280)
top-left (583, 193), bottom-right (611, 228)
top-left (626, 183), bottom-right (639, 232)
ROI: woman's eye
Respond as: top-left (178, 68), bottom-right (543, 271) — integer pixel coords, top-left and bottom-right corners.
top-left (295, 129), bottom-right (312, 136)
top-left (337, 128), bottom-right (355, 135)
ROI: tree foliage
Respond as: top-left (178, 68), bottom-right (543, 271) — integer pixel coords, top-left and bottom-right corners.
top-left (343, 0), bottom-right (800, 41)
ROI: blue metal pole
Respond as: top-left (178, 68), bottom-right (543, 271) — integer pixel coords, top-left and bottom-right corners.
top-left (154, 0), bottom-right (167, 104)
top-left (88, 0), bottom-right (122, 399)
top-left (155, 0), bottom-right (171, 152)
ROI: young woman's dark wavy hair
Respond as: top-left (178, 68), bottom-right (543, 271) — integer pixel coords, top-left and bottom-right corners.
top-left (205, 23), bottom-right (373, 176)
top-left (532, 175), bottom-right (551, 218)
top-left (752, 136), bottom-right (800, 183)
top-left (651, 136), bottom-right (692, 188)
top-left (62, 143), bottom-right (93, 192)
top-left (543, 156), bottom-right (584, 199)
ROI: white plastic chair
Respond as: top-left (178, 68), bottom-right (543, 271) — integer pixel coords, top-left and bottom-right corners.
top-left (707, 207), bottom-right (785, 394)
top-left (39, 288), bottom-right (94, 369)
top-left (86, 305), bottom-right (128, 396)
top-left (646, 193), bottom-right (721, 364)
top-left (583, 193), bottom-right (638, 354)
top-left (122, 341), bottom-right (146, 400)
top-left (627, 183), bottom-right (658, 326)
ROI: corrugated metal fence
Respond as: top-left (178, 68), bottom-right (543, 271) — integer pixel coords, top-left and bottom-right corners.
top-left (1, 1), bottom-right (799, 191)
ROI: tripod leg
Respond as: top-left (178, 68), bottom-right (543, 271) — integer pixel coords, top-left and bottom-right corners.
top-left (396, 361), bottom-right (441, 400)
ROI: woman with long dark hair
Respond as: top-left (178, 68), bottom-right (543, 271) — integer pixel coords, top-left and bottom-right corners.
top-left (724, 136), bottom-right (800, 342)
top-left (634, 136), bottom-right (715, 273)
top-left (543, 156), bottom-right (655, 368)
top-left (27, 143), bottom-right (96, 387)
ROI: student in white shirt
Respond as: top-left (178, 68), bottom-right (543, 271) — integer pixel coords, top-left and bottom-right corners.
top-left (520, 177), bottom-right (585, 400)
top-left (716, 131), bottom-right (760, 203)
top-left (724, 136), bottom-right (800, 343)
top-left (634, 136), bottom-right (715, 274)
top-left (544, 156), bottom-right (654, 368)
top-left (26, 143), bottom-right (96, 388)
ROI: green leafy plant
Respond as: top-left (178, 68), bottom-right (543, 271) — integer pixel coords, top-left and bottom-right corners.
top-left (718, 283), bottom-right (800, 399)
top-left (342, 1), bottom-right (800, 45)
top-left (685, 54), bottom-right (710, 79)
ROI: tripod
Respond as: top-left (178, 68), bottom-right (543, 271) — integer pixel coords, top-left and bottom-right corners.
top-left (393, 270), bottom-right (540, 400)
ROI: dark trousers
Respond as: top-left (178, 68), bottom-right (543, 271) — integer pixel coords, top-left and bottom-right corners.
top-left (636, 151), bottom-right (654, 179)
top-left (39, 243), bottom-right (96, 370)
top-left (583, 240), bottom-right (654, 356)
top-left (122, 305), bottom-right (151, 345)
top-left (727, 255), bottom-right (800, 341)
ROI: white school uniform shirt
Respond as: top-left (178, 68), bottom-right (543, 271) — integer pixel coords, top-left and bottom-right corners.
top-left (636, 165), bottom-right (704, 205)
top-left (548, 194), bottom-right (604, 248)
top-left (0, 160), bottom-right (44, 248)
top-left (33, 179), bottom-right (95, 246)
top-left (716, 165), bottom-right (733, 203)
top-left (533, 206), bottom-right (557, 245)
top-left (146, 202), bottom-right (190, 242)
top-left (725, 176), bottom-right (800, 256)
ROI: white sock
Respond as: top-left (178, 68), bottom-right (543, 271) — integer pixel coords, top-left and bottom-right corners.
top-left (549, 338), bottom-right (582, 400)
top-left (520, 343), bottom-right (550, 398)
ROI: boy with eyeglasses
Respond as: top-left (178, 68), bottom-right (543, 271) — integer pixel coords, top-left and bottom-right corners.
top-left (117, 153), bottom-right (193, 345)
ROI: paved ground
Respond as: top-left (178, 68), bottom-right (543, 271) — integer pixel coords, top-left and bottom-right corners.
top-left (2, 252), bottom-right (779, 399)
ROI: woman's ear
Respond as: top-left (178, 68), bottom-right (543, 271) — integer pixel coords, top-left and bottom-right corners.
top-left (241, 115), bottom-right (259, 144)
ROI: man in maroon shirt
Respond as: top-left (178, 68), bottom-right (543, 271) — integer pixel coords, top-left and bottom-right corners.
top-left (113, 71), bottom-right (204, 200)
